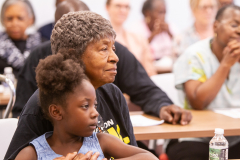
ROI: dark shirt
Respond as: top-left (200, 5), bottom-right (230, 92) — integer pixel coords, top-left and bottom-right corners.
top-left (38, 23), bottom-right (54, 41)
top-left (5, 84), bottom-right (137, 160)
top-left (12, 41), bottom-right (173, 117)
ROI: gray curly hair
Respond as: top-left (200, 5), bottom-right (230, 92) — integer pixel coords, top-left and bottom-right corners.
top-left (51, 11), bottom-right (116, 58)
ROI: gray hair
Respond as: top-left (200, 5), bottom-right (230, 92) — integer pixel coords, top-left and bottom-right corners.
top-left (51, 11), bottom-right (116, 59)
top-left (1, 0), bottom-right (35, 26)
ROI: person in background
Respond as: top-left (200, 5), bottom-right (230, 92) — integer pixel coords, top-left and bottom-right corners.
top-left (169, 5), bottom-right (240, 160)
top-left (106, 0), bottom-right (156, 76)
top-left (0, 0), bottom-right (41, 77)
top-left (38, 0), bottom-right (89, 41)
top-left (174, 0), bottom-right (218, 57)
top-left (219, 0), bottom-right (234, 8)
top-left (129, 0), bottom-right (175, 73)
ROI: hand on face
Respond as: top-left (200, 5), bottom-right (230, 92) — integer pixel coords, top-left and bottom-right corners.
top-left (152, 19), bottom-right (169, 36)
top-left (159, 105), bottom-right (192, 125)
top-left (221, 40), bottom-right (240, 68)
top-left (53, 151), bottom-right (107, 160)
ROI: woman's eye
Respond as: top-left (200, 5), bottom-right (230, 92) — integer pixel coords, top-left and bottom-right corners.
top-left (102, 47), bottom-right (108, 51)
top-left (231, 24), bottom-right (238, 28)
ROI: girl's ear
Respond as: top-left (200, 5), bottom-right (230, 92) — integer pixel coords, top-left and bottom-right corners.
top-left (49, 104), bottom-right (63, 121)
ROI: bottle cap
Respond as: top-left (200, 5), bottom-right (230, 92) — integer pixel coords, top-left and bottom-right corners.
top-left (4, 67), bottom-right (13, 74)
top-left (215, 128), bottom-right (224, 134)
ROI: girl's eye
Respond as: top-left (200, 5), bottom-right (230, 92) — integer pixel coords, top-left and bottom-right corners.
top-left (81, 105), bottom-right (89, 109)
top-left (94, 103), bottom-right (98, 109)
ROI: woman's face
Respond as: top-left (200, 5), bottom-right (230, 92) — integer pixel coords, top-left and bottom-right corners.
top-left (82, 36), bottom-right (119, 89)
top-left (193, 0), bottom-right (218, 25)
top-left (106, 0), bottom-right (130, 25)
top-left (62, 80), bottom-right (99, 137)
top-left (214, 8), bottom-right (240, 47)
top-left (3, 2), bottom-right (33, 40)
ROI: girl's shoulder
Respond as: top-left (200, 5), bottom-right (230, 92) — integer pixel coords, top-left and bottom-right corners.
top-left (15, 145), bottom-right (37, 160)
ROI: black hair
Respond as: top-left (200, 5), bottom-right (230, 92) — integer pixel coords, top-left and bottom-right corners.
top-left (216, 4), bottom-right (240, 21)
top-left (36, 51), bottom-right (88, 122)
top-left (142, 0), bottom-right (164, 16)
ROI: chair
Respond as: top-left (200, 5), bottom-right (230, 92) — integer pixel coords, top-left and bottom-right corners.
top-left (0, 118), bottom-right (18, 160)
top-left (151, 73), bottom-right (180, 106)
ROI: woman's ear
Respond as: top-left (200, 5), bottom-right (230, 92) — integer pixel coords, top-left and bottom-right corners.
top-left (27, 17), bottom-right (34, 27)
top-left (49, 104), bottom-right (63, 121)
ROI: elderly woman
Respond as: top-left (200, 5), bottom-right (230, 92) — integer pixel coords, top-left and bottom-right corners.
top-left (106, 0), bottom-right (156, 76)
top-left (174, 0), bottom-right (218, 57)
top-left (170, 5), bottom-right (240, 159)
top-left (0, 0), bottom-right (41, 76)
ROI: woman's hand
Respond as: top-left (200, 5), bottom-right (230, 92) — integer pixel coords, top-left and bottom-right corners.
top-left (53, 151), bottom-right (107, 160)
top-left (221, 40), bottom-right (240, 68)
top-left (149, 19), bottom-right (172, 42)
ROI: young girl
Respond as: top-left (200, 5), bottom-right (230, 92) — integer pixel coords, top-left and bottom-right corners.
top-left (15, 52), bottom-right (158, 160)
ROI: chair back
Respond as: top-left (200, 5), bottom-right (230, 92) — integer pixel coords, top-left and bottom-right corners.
top-left (0, 118), bottom-right (18, 160)
top-left (151, 73), bottom-right (180, 106)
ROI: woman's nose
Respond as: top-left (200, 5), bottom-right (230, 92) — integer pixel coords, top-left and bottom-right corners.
top-left (108, 50), bottom-right (119, 63)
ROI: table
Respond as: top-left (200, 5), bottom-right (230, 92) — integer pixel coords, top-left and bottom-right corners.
top-left (0, 93), bottom-right (9, 106)
top-left (131, 110), bottom-right (240, 140)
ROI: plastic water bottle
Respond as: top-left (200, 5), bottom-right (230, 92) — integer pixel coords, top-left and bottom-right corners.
top-left (209, 128), bottom-right (228, 160)
top-left (3, 67), bottom-right (15, 95)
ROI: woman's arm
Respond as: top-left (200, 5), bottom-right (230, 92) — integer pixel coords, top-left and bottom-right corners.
top-left (97, 133), bottom-right (158, 160)
top-left (184, 41), bottom-right (240, 110)
top-left (15, 146), bottom-right (37, 160)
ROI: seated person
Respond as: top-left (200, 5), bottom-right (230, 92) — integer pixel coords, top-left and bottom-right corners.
top-left (106, 0), bottom-right (156, 76)
top-left (169, 5), bottom-right (240, 159)
top-left (0, 0), bottom-right (41, 77)
top-left (129, 0), bottom-right (176, 73)
top-left (38, 0), bottom-right (89, 41)
top-left (5, 7), bottom-right (191, 160)
top-left (174, 0), bottom-right (218, 57)
top-left (15, 53), bottom-right (158, 160)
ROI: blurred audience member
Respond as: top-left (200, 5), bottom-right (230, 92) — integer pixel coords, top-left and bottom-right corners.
top-left (0, 0), bottom-right (41, 77)
top-left (219, 0), bottom-right (234, 8)
top-left (106, 0), bottom-right (156, 76)
top-left (38, 0), bottom-right (89, 41)
top-left (174, 0), bottom-right (218, 57)
top-left (170, 5), bottom-right (240, 159)
top-left (130, 0), bottom-right (175, 73)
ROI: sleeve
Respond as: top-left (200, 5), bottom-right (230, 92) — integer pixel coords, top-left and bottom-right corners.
top-left (4, 91), bottom-right (53, 160)
top-left (173, 48), bottom-right (207, 90)
top-left (114, 42), bottom-right (173, 117)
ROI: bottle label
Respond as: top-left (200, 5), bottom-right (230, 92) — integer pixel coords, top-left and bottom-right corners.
top-left (209, 148), bottom-right (228, 160)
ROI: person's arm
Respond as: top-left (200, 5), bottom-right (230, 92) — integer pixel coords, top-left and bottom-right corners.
top-left (15, 146), bottom-right (37, 160)
top-left (114, 42), bottom-right (192, 125)
top-left (98, 133), bottom-right (158, 160)
top-left (184, 40), bottom-right (240, 110)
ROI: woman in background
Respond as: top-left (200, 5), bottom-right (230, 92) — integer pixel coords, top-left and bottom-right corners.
top-left (174, 0), bottom-right (218, 57)
top-left (130, 0), bottom-right (175, 73)
top-left (0, 0), bottom-right (41, 77)
top-left (170, 5), bottom-right (240, 159)
top-left (106, 0), bottom-right (156, 76)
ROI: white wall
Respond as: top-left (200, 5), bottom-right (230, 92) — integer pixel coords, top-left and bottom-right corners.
top-left (0, 0), bottom-right (240, 32)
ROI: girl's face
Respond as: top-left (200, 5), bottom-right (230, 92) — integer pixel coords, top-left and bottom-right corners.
top-left (3, 2), bottom-right (33, 40)
top-left (214, 8), bottom-right (240, 47)
top-left (61, 79), bottom-right (99, 137)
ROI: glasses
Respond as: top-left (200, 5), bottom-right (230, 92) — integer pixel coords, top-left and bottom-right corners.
top-left (198, 5), bottom-right (218, 11)
top-left (112, 4), bottom-right (130, 10)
